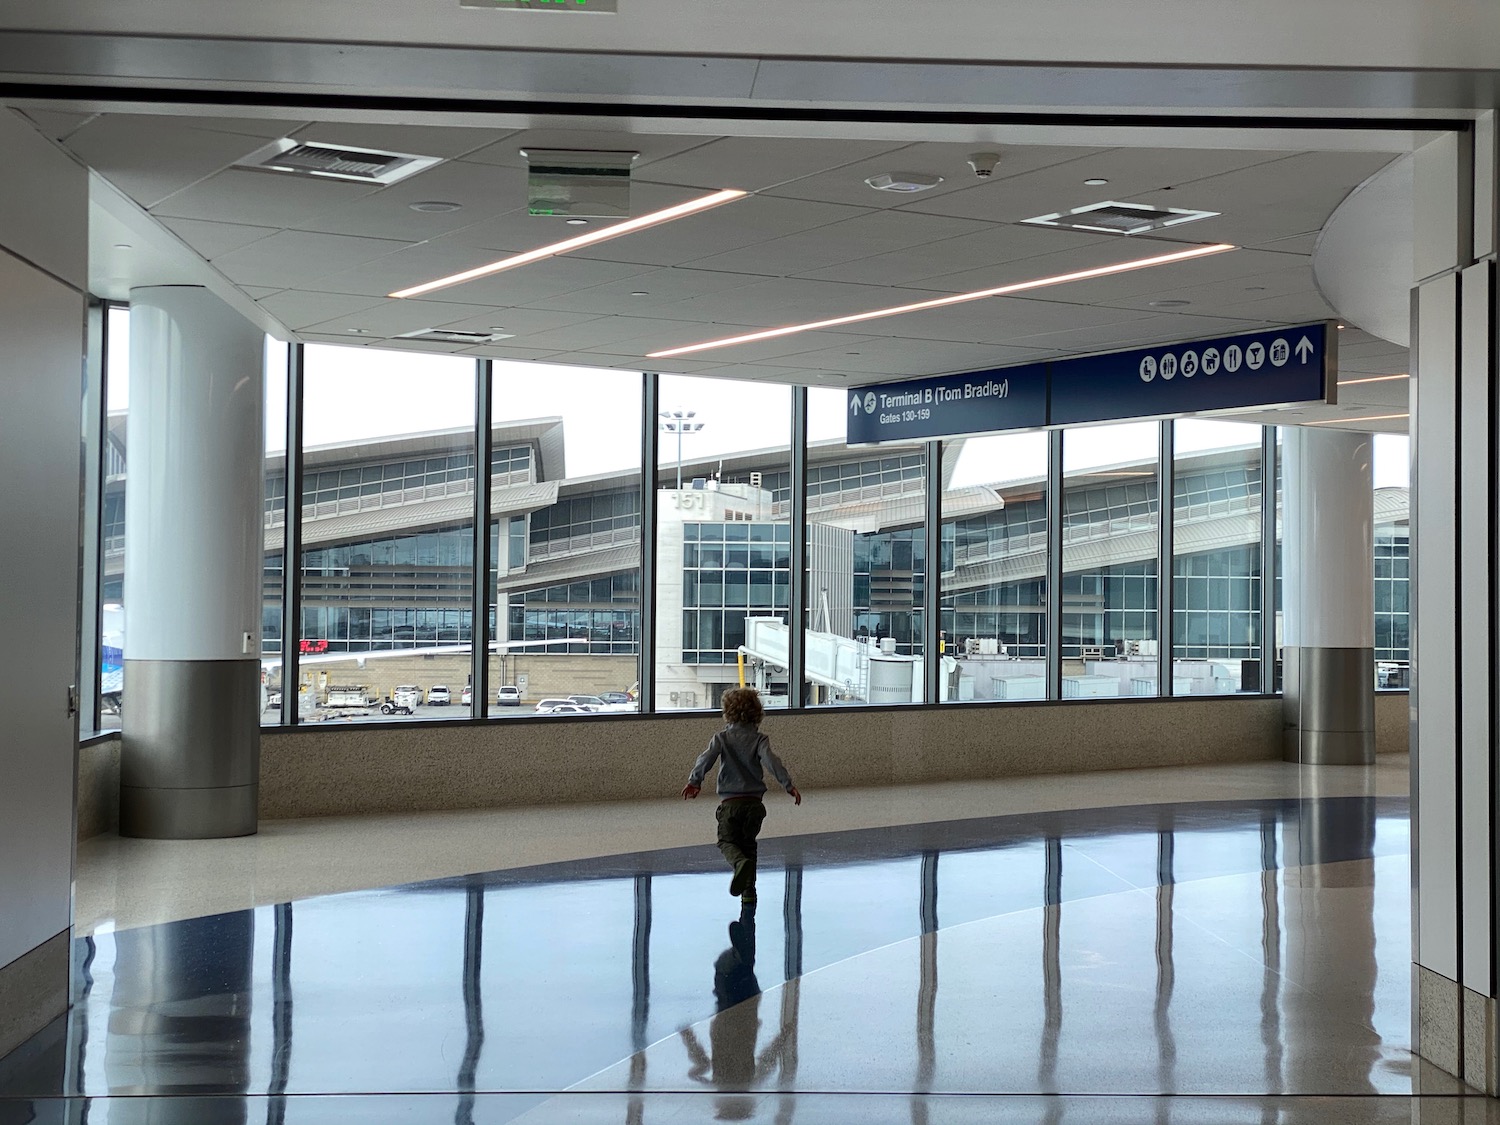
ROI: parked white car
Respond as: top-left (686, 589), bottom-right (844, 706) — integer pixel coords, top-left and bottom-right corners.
top-left (496, 685), bottom-right (522, 706)
top-left (460, 685), bottom-right (473, 706)
top-left (394, 684), bottom-right (423, 708)
top-left (569, 693), bottom-right (634, 713)
top-left (535, 698), bottom-right (598, 714)
top-left (427, 685), bottom-right (452, 706)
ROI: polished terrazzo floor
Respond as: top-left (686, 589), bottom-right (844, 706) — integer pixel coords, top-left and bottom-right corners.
top-left (5, 754), bottom-right (1498, 1122)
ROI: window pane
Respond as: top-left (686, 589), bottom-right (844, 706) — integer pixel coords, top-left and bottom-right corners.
top-left (804, 388), bottom-right (929, 707)
top-left (1172, 419), bottom-right (1262, 694)
top-left (1062, 422), bottom-right (1159, 697)
top-left (261, 338), bottom-right (289, 723)
top-left (1374, 433), bottom-right (1411, 690)
top-left (658, 376), bottom-right (790, 712)
top-left (941, 430), bottom-right (1049, 703)
top-left (98, 307), bottom-right (130, 731)
top-left (296, 345), bottom-right (475, 723)
top-left (492, 363), bottom-right (642, 715)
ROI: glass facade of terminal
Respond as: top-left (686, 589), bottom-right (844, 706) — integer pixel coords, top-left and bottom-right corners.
top-left (86, 316), bottom-right (1411, 728)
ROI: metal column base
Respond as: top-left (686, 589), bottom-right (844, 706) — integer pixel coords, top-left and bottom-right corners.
top-left (1282, 646), bottom-right (1375, 765)
top-left (121, 658), bottom-right (260, 839)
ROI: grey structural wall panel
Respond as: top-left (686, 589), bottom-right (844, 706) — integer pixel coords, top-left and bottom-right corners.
top-left (1415, 273), bottom-right (1462, 983)
top-left (1459, 261), bottom-right (1495, 994)
top-left (0, 106), bottom-right (87, 1056)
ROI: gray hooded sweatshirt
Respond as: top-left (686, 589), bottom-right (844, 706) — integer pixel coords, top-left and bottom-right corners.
top-left (687, 722), bottom-right (796, 800)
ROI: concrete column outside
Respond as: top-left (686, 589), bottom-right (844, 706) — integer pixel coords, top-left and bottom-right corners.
top-left (1280, 425), bottom-right (1375, 764)
top-left (120, 285), bottom-right (265, 839)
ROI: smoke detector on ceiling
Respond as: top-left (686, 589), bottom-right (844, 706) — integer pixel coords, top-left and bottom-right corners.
top-left (865, 172), bottom-right (944, 194)
top-left (1020, 200), bottom-right (1219, 236)
top-left (234, 138), bottom-right (443, 185)
top-left (396, 328), bottom-right (515, 345)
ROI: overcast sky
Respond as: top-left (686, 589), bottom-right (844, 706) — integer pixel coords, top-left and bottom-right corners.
top-left (106, 311), bottom-right (1410, 488)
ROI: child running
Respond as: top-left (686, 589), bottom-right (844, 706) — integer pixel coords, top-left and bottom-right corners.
top-left (682, 687), bottom-right (801, 905)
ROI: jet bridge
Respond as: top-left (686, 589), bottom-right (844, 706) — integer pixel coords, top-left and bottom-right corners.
top-left (739, 616), bottom-right (955, 704)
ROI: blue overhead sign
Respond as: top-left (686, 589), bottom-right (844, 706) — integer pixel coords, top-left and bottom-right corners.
top-left (846, 364), bottom-right (1048, 445)
top-left (848, 322), bottom-right (1333, 443)
top-left (1048, 323), bottom-right (1331, 426)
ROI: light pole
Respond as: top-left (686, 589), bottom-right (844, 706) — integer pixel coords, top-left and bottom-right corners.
top-left (658, 410), bottom-right (705, 489)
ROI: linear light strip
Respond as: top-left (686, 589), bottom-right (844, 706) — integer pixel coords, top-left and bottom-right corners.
top-left (1336, 373), bottom-right (1409, 386)
top-left (389, 188), bottom-right (749, 299)
top-left (1304, 412), bottom-right (1410, 425)
top-left (647, 243), bottom-right (1238, 359)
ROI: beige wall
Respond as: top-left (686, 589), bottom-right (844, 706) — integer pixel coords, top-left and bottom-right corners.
top-left (259, 696), bottom-right (1288, 821)
top-left (77, 692), bottom-right (1413, 837)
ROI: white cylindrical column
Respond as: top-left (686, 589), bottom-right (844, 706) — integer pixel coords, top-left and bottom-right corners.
top-left (1281, 425), bottom-right (1375, 764)
top-left (121, 286), bottom-right (265, 839)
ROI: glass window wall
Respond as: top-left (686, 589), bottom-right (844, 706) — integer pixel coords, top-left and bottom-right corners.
top-left (1061, 422), bottom-right (1161, 697)
top-left (89, 303), bottom-right (1413, 727)
top-left (1171, 419), bottom-right (1263, 694)
top-left (803, 388), bottom-right (929, 707)
top-left (657, 375), bottom-right (791, 713)
top-left (294, 345), bottom-right (475, 722)
top-left (1373, 433), bottom-right (1411, 688)
top-left (941, 431), bottom-right (1049, 703)
top-left (490, 363), bottom-right (642, 717)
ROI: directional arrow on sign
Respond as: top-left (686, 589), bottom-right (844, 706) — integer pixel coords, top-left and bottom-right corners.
top-left (1295, 336), bottom-right (1314, 362)
top-left (851, 396), bottom-right (860, 414)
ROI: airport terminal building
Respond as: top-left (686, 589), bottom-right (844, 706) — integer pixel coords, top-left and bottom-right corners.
top-left (103, 413), bottom-right (1410, 710)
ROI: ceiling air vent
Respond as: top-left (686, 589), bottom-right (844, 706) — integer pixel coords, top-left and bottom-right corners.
top-left (395, 329), bottom-right (516, 345)
top-left (234, 138), bottom-right (443, 185)
top-left (1019, 200), bottom-right (1219, 236)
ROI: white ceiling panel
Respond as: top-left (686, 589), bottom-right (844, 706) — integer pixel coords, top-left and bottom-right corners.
top-left (424, 306), bottom-right (609, 336)
top-left (151, 167), bottom-right (382, 227)
top-left (67, 117), bottom-right (269, 208)
top-left (554, 192), bottom-right (872, 268)
top-left (794, 223), bottom-right (1108, 288)
top-left (617, 327), bottom-right (880, 364)
top-left (214, 230), bottom-right (413, 290)
top-left (257, 290), bottom-right (386, 331)
top-left (635, 136), bottom-right (908, 193)
top-left (879, 296), bottom-right (1153, 345)
top-left (376, 253), bottom-right (657, 308)
top-left (302, 297), bottom-right (508, 337)
top-left (534, 267), bottom-right (770, 317)
top-left (121, 114), bottom-right (313, 139)
top-left (303, 236), bottom-right (511, 298)
top-left (59, 114), bottom-right (1397, 402)
top-left (291, 160), bottom-right (529, 242)
top-left (772, 337), bottom-right (1034, 377)
top-left (463, 129), bottom-right (714, 170)
top-left (289, 122), bottom-right (515, 160)
top-left (451, 180), bottom-right (705, 257)
top-left (459, 344), bottom-right (571, 361)
top-left (159, 217), bottom-right (280, 260)
top-left (762, 142), bottom-right (1105, 210)
top-left (662, 276), bottom-right (949, 327)
top-left (549, 352), bottom-right (725, 374)
top-left (685, 210), bottom-right (993, 278)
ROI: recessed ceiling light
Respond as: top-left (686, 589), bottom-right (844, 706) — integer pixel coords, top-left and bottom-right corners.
top-left (1149, 299), bottom-right (1191, 308)
top-left (565, 218), bottom-right (590, 225)
top-left (389, 188), bottom-right (748, 299)
top-left (1338, 373), bottom-right (1409, 386)
top-left (647, 243), bottom-right (1237, 359)
top-left (409, 201), bottom-right (463, 213)
top-left (630, 291), bottom-right (650, 297)
top-left (112, 242), bottom-right (132, 250)
top-left (345, 328), bottom-right (369, 334)
top-left (865, 172), bottom-right (944, 194)
top-left (1245, 286), bottom-right (1267, 291)
top-left (1083, 178), bottom-right (1109, 186)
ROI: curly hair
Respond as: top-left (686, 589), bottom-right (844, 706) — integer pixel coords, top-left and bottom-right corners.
top-left (721, 687), bottom-right (764, 726)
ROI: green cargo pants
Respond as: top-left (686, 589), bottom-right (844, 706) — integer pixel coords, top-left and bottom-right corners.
top-left (715, 797), bottom-right (767, 898)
